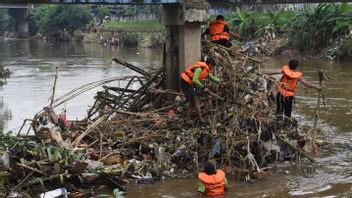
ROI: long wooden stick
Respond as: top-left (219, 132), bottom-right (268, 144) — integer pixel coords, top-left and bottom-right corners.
top-left (112, 57), bottom-right (151, 78)
top-left (312, 70), bottom-right (324, 150)
top-left (50, 66), bottom-right (59, 109)
top-left (16, 162), bottom-right (43, 175)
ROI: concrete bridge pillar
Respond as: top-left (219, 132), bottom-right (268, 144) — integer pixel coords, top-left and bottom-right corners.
top-left (161, 2), bottom-right (209, 97)
top-left (8, 8), bottom-right (29, 38)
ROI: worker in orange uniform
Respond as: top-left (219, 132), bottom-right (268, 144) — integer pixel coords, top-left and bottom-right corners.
top-left (202, 15), bottom-right (241, 48)
top-left (198, 162), bottom-right (228, 196)
top-left (267, 59), bottom-right (322, 118)
top-left (180, 58), bottom-right (220, 124)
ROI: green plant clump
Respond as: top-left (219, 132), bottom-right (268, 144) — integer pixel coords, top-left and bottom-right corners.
top-left (0, 9), bottom-right (15, 34)
top-left (289, 3), bottom-right (352, 53)
top-left (118, 32), bottom-right (139, 47)
top-left (34, 5), bottom-right (92, 39)
top-left (322, 35), bottom-right (352, 60)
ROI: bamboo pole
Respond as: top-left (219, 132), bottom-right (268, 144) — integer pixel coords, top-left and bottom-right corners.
top-left (311, 70), bottom-right (324, 152)
top-left (50, 65), bottom-right (59, 109)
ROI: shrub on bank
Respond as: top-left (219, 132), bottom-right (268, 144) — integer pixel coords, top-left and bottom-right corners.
top-left (0, 9), bottom-right (15, 35)
top-left (34, 5), bottom-right (92, 41)
top-left (336, 36), bottom-right (352, 60)
top-left (118, 32), bottom-right (139, 47)
top-left (322, 35), bottom-right (352, 60)
top-left (139, 32), bottom-right (165, 48)
top-left (288, 3), bottom-right (352, 55)
top-left (102, 20), bottom-right (163, 31)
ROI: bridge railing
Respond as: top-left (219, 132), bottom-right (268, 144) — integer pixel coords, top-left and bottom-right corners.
top-left (0, 0), bottom-right (350, 4)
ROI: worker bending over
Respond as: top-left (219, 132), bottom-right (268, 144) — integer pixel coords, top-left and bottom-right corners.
top-left (202, 15), bottom-right (241, 48)
top-left (180, 58), bottom-right (220, 123)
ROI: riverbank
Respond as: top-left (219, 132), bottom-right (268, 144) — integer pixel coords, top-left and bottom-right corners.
top-left (82, 31), bottom-right (165, 48)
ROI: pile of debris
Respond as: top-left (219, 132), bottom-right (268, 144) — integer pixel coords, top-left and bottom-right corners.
top-left (0, 41), bottom-right (315, 197)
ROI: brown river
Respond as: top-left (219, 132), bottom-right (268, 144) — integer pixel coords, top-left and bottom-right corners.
top-left (0, 39), bottom-right (351, 197)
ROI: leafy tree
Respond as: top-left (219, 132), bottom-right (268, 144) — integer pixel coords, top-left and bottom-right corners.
top-left (34, 5), bottom-right (92, 39)
top-left (96, 6), bottom-right (110, 24)
top-left (329, 3), bottom-right (352, 35)
top-left (289, 3), bottom-right (351, 53)
top-left (254, 9), bottom-right (294, 37)
top-left (0, 9), bottom-right (15, 34)
top-left (229, 7), bottom-right (257, 39)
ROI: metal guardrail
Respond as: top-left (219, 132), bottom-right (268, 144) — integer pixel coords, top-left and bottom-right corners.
top-left (0, 0), bottom-right (350, 4)
top-left (0, 0), bottom-right (349, 6)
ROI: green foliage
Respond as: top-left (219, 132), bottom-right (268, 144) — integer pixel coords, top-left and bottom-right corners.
top-left (0, 132), bottom-right (16, 149)
top-left (10, 138), bottom-right (85, 165)
top-left (96, 6), bottom-right (111, 22)
top-left (229, 7), bottom-right (257, 39)
top-left (139, 32), bottom-right (165, 48)
top-left (28, 15), bottom-right (38, 36)
top-left (148, 33), bottom-right (164, 48)
top-left (118, 32), bottom-right (139, 47)
top-left (335, 36), bottom-right (352, 60)
top-left (289, 3), bottom-right (351, 53)
top-left (0, 9), bottom-right (15, 34)
top-left (254, 9), bottom-right (294, 37)
top-left (34, 5), bottom-right (92, 38)
top-left (322, 34), bottom-right (352, 60)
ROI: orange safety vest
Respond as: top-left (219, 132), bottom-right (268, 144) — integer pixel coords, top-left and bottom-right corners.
top-left (180, 62), bottom-right (209, 86)
top-left (209, 20), bottom-right (229, 41)
top-left (198, 169), bottom-right (226, 196)
top-left (278, 65), bottom-right (302, 97)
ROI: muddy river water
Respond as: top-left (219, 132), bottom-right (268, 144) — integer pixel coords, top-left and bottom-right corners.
top-left (0, 40), bottom-right (351, 197)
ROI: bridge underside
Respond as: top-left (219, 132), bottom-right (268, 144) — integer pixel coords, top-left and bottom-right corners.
top-left (0, 4), bottom-right (29, 8)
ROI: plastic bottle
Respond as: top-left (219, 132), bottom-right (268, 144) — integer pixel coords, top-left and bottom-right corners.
top-left (40, 188), bottom-right (68, 198)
